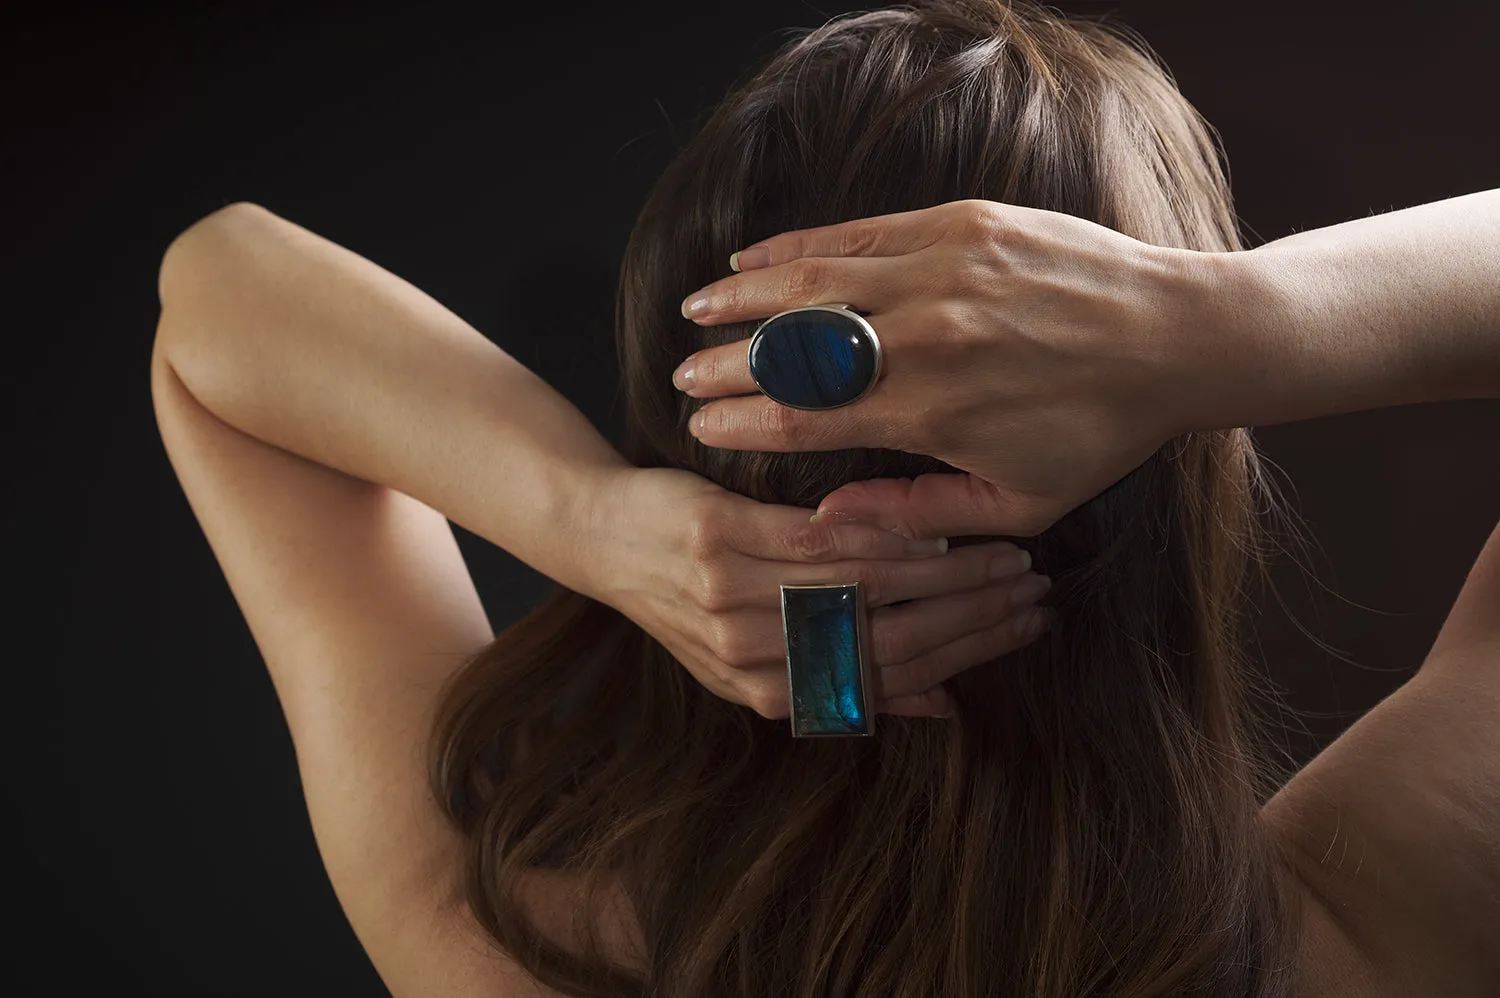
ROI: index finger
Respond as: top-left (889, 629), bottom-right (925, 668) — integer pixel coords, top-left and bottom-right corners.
top-left (726, 200), bottom-right (970, 273)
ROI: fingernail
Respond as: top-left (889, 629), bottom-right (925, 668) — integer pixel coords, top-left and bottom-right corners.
top-left (732, 245), bottom-right (771, 271)
top-left (906, 537), bottom-right (948, 556)
top-left (690, 405), bottom-right (708, 437)
top-left (1009, 573), bottom-right (1052, 608)
top-left (988, 548), bottom-right (1032, 579)
top-left (672, 357), bottom-right (696, 391)
top-left (809, 510), bottom-right (866, 525)
top-left (681, 294), bottom-right (711, 320)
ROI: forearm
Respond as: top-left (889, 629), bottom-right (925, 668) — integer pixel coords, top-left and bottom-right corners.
top-left (155, 201), bottom-right (628, 600)
top-left (1180, 188), bottom-right (1500, 431)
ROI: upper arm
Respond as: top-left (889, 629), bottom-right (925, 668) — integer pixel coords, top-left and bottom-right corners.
top-left (1262, 518), bottom-right (1500, 996)
top-left (150, 328), bottom-right (572, 997)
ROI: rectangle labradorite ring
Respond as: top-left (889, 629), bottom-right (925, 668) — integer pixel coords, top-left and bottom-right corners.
top-left (780, 581), bottom-right (876, 738)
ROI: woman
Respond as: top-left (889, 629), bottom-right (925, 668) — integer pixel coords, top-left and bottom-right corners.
top-left (151, 0), bottom-right (1499, 995)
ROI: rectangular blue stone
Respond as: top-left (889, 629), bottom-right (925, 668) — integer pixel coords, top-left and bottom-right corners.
top-left (781, 581), bottom-right (874, 737)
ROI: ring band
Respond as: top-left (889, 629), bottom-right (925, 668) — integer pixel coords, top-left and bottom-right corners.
top-left (748, 303), bottom-right (883, 411)
top-left (781, 580), bottom-right (875, 737)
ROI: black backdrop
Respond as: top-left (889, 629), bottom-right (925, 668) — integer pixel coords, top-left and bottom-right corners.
top-left (5, 2), bottom-right (1498, 994)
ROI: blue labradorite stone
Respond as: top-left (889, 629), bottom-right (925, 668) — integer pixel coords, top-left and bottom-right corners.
top-left (749, 309), bottom-right (878, 409)
top-left (782, 583), bottom-right (872, 737)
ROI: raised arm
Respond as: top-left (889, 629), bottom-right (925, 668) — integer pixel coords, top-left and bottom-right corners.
top-left (1224, 190), bottom-right (1500, 996)
top-left (153, 202), bottom-right (634, 996)
top-left (157, 201), bottom-right (632, 596)
top-left (1180, 188), bottom-right (1500, 432)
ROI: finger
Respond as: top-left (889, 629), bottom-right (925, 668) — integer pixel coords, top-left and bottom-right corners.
top-left (689, 395), bottom-right (877, 453)
top-left (677, 299), bottom-right (918, 400)
top-left (709, 495), bottom-right (951, 561)
top-left (674, 303), bottom-right (896, 397)
top-left (727, 505), bottom-right (950, 562)
top-left (681, 254), bottom-right (906, 327)
top-left (876, 684), bottom-right (955, 719)
top-left (757, 538), bottom-right (1032, 609)
top-left (672, 337), bottom-right (758, 398)
top-left (700, 543), bottom-right (1034, 668)
top-left (817, 473), bottom-right (1060, 538)
top-left (878, 605), bottom-right (1055, 700)
top-left (727, 201), bottom-right (965, 273)
top-left (867, 572), bottom-right (1050, 669)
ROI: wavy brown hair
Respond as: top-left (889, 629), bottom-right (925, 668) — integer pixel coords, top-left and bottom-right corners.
top-left (430, 1), bottom-right (1304, 994)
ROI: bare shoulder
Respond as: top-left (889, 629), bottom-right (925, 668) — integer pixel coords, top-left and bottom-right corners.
top-left (1263, 519), bottom-right (1500, 998)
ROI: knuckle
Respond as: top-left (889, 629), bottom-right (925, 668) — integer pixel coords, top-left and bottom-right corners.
top-left (696, 348), bottom-right (725, 386)
top-left (718, 276), bottom-right (750, 314)
top-left (837, 218), bottom-right (882, 257)
top-left (702, 400), bottom-right (739, 441)
top-left (694, 563), bottom-right (736, 613)
top-left (953, 199), bottom-right (1005, 240)
top-left (757, 403), bottom-right (804, 448)
top-left (786, 524), bottom-right (838, 562)
top-left (781, 257), bottom-right (826, 301)
top-left (747, 684), bottom-right (786, 719)
top-left (706, 618), bottom-right (748, 667)
top-left (926, 297), bottom-right (969, 336)
top-left (686, 505), bottom-right (726, 560)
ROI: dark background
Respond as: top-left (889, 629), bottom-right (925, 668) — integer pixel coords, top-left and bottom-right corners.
top-left (5, 1), bottom-right (1497, 994)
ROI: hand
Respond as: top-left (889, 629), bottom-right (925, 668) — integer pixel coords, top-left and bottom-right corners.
top-left (672, 199), bottom-right (1217, 536)
top-left (586, 465), bottom-right (1054, 720)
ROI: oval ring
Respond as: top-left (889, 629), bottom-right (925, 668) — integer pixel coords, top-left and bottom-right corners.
top-left (746, 303), bottom-right (884, 411)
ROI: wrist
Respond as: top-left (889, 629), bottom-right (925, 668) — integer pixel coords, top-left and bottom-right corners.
top-left (547, 461), bottom-right (638, 605)
top-left (1127, 244), bottom-right (1261, 437)
top-left (1147, 244), bottom-right (1311, 434)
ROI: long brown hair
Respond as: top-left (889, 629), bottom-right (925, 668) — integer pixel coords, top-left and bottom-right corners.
top-left (431, 1), bottom-right (1303, 994)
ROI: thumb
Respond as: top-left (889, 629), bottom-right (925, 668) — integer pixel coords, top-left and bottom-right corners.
top-left (815, 473), bottom-right (1051, 538)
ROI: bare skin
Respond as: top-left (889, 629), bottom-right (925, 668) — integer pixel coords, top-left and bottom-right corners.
top-left (152, 193), bottom-right (1499, 996)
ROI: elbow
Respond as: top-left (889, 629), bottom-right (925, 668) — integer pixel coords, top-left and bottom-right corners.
top-left (157, 201), bottom-right (274, 310)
